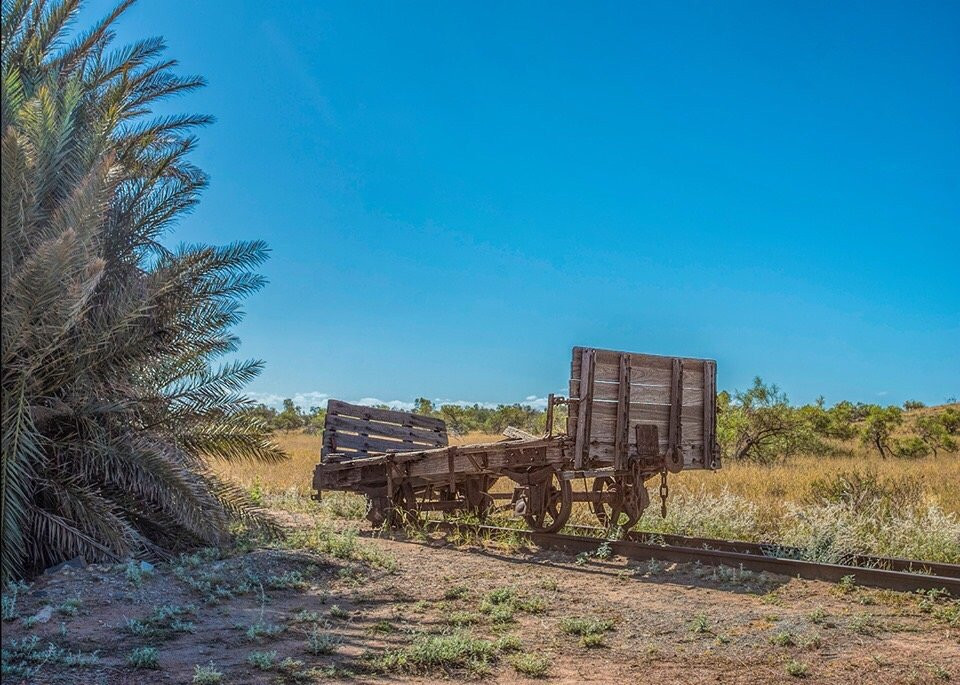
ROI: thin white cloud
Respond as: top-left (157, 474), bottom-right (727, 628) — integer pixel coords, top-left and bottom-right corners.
top-left (247, 392), bottom-right (285, 407)
top-left (248, 391), bottom-right (330, 409)
top-left (294, 392), bottom-right (332, 408)
top-left (355, 397), bottom-right (416, 411)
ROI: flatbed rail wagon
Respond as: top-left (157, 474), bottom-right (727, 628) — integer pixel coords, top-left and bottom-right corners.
top-left (312, 346), bottom-right (720, 532)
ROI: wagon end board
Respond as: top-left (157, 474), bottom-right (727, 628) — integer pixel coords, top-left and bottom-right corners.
top-left (320, 400), bottom-right (449, 462)
top-left (567, 347), bottom-right (719, 470)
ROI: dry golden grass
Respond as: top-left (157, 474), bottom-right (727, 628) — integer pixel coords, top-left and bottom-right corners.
top-left (217, 430), bottom-right (960, 515)
top-left (679, 452), bottom-right (960, 515)
top-left (217, 428), bottom-right (959, 560)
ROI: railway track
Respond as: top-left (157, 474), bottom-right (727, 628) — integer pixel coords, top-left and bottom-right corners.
top-left (422, 520), bottom-right (960, 595)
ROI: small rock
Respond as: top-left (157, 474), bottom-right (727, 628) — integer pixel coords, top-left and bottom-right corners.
top-left (30, 605), bottom-right (54, 624)
top-left (44, 556), bottom-right (86, 575)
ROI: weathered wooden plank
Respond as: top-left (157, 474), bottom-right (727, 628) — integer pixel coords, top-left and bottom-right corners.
top-left (567, 379), bottom-right (578, 439)
top-left (573, 366), bottom-right (705, 389)
top-left (405, 442), bottom-right (566, 481)
top-left (325, 414), bottom-right (447, 445)
top-left (502, 426), bottom-right (539, 441)
top-left (545, 394), bottom-right (555, 437)
top-left (322, 428), bottom-right (338, 458)
top-left (326, 433), bottom-right (436, 456)
top-left (573, 348), bottom-right (595, 469)
top-left (588, 400), bottom-right (703, 427)
top-left (587, 413), bottom-right (705, 462)
top-left (587, 440), bottom-right (706, 467)
top-left (573, 347), bottom-right (708, 379)
top-left (572, 379), bottom-right (705, 405)
top-left (327, 399), bottom-right (446, 432)
top-left (702, 360), bottom-right (717, 466)
top-left (614, 353), bottom-right (630, 470)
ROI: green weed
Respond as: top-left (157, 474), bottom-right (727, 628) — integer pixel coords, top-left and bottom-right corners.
top-left (306, 626), bottom-right (340, 655)
top-left (192, 662), bottom-right (223, 684)
top-left (328, 604), bottom-right (349, 619)
top-left (247, 650), bottom-right (278, 670)
top-left (560, 616), bottom-right (615, 637)
top-left (770, 631), bottom-right (795, 647)
top-left (511, 652), bottom-right (550, 677)
top-left (580, 633), bottom-right (606, 648)
top-left (245, 622), bottom-right (285, 641)
top-left (444, 585), bottom-right (471, 600)
top-left (127, 647), bottom-right (159, 669)
top-left (124, 605), bottom-right (196, 640)
top-left (369, 631), bottom-right (498, 675)
top-left (689, 613), bottom-right (711, 634)
top-left (786, 660), bottom-right (809, 677)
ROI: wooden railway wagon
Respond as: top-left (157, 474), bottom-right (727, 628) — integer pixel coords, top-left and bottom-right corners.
top-left (312, 346), bottom-right (720, 532)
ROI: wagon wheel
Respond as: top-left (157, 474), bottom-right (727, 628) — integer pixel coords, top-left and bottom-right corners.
top-left (523, 469), bottom-right (572, 533)
top-left (591, 477), bottom-right (645, 532)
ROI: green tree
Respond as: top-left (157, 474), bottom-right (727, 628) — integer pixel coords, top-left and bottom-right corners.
top-left (716, 378), bottom-right (811, 463)
top-left (304, 406), bottom-right (327, 434)
top-left (413, 397), bottom-right (436, 415)
top-left (797, 398), bottom-right (857, 443)
top-left (939, 406), bottom-right (960, 434)
top-left (1, 0), bottom-right (283, 580)
top-left (274, 399), bottom-right (304, 432)
top-left (915, 412), bottom-right (959, 457)
top-left (438, 404), bottom-right (470, 436)
top-left (859, 406), bottom-right (903, 459)
top-left (891, 436), bottom-right (930, 459)
top-left (244, 404), bottom-right (279, 431)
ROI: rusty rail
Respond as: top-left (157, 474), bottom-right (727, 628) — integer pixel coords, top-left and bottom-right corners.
top-left (559, 523), bottom-right (960, 578)
top-left (423, 521), bottom-right (960, 595)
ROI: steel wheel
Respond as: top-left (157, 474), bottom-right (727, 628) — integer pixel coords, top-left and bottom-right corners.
top-left (523, 469), bottom-right (572, 533)
top-left (591, 476), bottom-right (643, 531)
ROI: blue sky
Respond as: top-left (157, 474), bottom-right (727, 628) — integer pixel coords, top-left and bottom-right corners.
top-left (85, 1), bottom-right (958, 409)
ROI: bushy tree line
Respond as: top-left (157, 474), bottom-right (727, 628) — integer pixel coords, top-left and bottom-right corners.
top-left (718, 378), bottom-right (959, 463)
top-left (260, 382), bottom-right (957, 463)
top-left (248, 398), bottom-right (562, 436)
top-left (412, 398), bottom-right (556, 436)
top-left (246, 401), bottom-right (327, 433)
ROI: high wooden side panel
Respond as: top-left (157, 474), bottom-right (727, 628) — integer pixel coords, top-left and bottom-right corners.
top-left (568, 347), bottom-right (718, 469)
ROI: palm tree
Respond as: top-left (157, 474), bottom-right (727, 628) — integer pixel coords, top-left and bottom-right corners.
top-left (1, 0), bottom-right (285, 580)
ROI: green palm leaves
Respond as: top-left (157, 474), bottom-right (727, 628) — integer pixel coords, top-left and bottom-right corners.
top-left (1, 0), bottom-right (284, 580)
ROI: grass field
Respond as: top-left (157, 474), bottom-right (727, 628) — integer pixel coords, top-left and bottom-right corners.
top-left (216, 429), bottom-right (960, 563)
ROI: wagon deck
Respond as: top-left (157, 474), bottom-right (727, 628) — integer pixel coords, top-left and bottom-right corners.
top-left (313, 346), bottom-right (720, 531)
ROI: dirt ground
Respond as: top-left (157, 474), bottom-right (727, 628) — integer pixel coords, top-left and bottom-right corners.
top-left (2, 511), bottom-right (958, 685)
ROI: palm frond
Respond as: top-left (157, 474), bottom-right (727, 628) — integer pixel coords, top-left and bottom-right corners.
top-left (1, 0), bottom-right (284, 580)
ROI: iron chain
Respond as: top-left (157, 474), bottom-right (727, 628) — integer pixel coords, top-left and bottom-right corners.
top-left (659, 469), bottom-right (669, 518)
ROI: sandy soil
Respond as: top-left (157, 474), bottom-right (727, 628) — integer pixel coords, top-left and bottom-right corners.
top-left (2, 514), bottom-right (957, 684)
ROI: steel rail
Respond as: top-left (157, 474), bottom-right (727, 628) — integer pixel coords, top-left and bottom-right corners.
top-left (558, 523), bottom-right (960, 578)
top-left (423, 521), bottom-right (960, 595)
